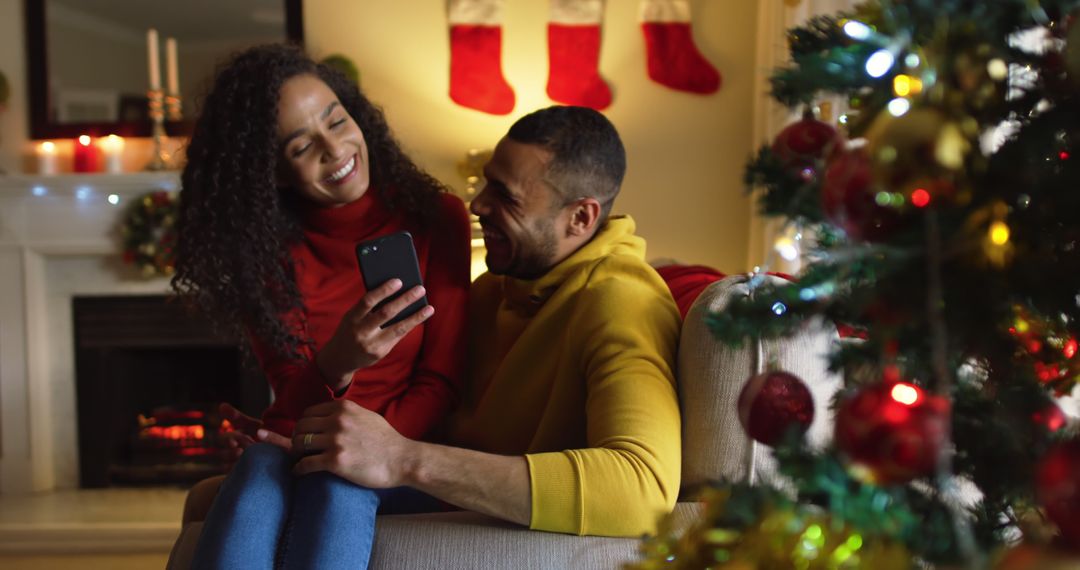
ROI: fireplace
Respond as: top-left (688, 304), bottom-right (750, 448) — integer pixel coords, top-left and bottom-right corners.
top-left (73, 295), bottom-right (269, 487)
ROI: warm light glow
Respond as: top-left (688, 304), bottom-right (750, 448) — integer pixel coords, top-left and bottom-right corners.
top-left (78, 135), bottom-right (92, 146)
top-left (843, 20), bottom-right (873, 40)
top-left (101, 134), bottom-right (125, 151)
top-left (887, 97), bottom-right (911, 117)
top-left (142, 425), bottom-right (205, 440)
top-left (890, 383), bottom-right (921, 406)
top-left (1064, 337), bottom-right (1078, 359)
top-left (989, 221), bottom-right (1010, 245)
top-left (40, 141), bottom-right (56, 153)
top-left (911, 189), bottom-right (931, 208)
top-left (774, 236), bottom-right (800, 261)
top-left (987, 58), bottom-right (1008, 81)
top-left (892, 75), bottom-right (924, 97)
top-left (866, 50), bottom-right (895, 78)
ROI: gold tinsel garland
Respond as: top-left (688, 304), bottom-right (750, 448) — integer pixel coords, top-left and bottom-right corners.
top-left (120, 190), bottom-right (179, 278)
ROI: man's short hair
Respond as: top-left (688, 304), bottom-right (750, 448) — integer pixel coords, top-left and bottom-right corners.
top-left (506, 106), bottom-right (626, 223)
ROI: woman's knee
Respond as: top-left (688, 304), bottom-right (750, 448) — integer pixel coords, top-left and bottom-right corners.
top-left (231, 442), bottom-right (292, 481)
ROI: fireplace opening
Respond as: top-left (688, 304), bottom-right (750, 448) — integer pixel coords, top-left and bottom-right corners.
top-left (73, 295), bottom-right (270, 487)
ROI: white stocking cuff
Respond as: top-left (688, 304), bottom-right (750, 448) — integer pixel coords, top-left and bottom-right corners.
top-left (638, 0), bottom-right (691, 23)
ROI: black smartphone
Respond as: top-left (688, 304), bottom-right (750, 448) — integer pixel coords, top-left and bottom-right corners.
top-left (356, 231), bottom-right (428, 328)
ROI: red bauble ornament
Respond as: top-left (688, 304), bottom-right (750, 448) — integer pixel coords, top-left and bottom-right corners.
top-left (771, 112), bottom-right (844, 172)
top-left (737, 370), bottom-right (815, 446)
top-left (821, 147), bottom-right (900, 241)
top-left (1036, 439), bottom-right (1080, 550)
top-left (1033, 402), bottom-right (1069, 433)
top-left (835, 381), bottom-right (950, 484)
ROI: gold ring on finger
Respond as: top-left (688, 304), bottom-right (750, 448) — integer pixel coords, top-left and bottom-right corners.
top-left (303, 432), bottom-right (313, 452)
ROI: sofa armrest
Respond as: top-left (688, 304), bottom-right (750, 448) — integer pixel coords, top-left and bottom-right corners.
top-left (678, 275), bottom-right (843, 491)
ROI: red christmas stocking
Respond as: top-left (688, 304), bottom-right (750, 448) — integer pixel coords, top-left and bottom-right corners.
top-left (639, 0), bottom-right (720, 94)
top-left (546, 0), bottom-right (612, 110)
top-left (448, 0), bottom-right (515, 115)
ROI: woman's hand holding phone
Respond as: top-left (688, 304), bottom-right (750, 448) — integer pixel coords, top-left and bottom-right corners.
top-left (315, 278), bottom-right (435, 391)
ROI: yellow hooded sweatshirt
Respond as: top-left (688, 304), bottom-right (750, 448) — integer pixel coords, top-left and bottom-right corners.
top-left (450, 215), bottom-right (681, 537)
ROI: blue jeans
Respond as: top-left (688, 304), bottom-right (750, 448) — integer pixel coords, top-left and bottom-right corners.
top-left (191, 443), bottom-right (440, 569)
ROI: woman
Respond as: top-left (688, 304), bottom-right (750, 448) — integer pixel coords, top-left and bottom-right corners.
top-left (172, 44), bottom-right (470, 569)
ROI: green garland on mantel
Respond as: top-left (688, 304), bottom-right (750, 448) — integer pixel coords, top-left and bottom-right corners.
top-left (120, 190), bottom-right (178, 278)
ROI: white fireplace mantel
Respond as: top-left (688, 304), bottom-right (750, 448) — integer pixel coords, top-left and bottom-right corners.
top-left (0, 172), bottom-right (180, 495)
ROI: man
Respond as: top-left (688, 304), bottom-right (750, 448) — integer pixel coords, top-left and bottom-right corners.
top-left (277, 105), bottom-right (681, 537)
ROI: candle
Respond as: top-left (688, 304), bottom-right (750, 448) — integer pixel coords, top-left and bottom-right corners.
top-left (73, 135), bottom-right (100, 173)
top-left (36, 141), bottom-right (57, 175)
top-left (147, 28), bottom-right (161, 90)
top-left (100, 135), bottom-right (125, 174)
top-left (166, 37), bottom-right (179, 95)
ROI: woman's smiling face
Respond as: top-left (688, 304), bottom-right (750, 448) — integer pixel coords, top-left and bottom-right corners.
top-left (276, 74), bottom-right (370, 207)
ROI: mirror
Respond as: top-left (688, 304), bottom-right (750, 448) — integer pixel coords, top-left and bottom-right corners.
top-left (25, 0), bottom-right (303, 139)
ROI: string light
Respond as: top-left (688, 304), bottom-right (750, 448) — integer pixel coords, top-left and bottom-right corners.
top-left (774, 236), bottom-right (800, 261)
top-left (843, 20), bottom-right (873, 40)
top-left (911, 188), bottom-right (930, 208)
top-left (887, 97), bottom-right (911, 116)
top-left (987, 58), bottom-right (1008, 80)
top-left (892, 75), bottom-right (922, 96)
top-left (989, 221), bottom-right (1010, 245)
top-left (865, 49), bottom-right (896, 78)
top-left (107, 194), bottom-right (121, 205)
top-left (772, 302), bottom-right (788, 316)
top-left (890, 383), bottom-right (921, 406)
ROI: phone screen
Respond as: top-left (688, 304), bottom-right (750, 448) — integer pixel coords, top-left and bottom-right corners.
top-left (356, 231), bottom-right (428, 328)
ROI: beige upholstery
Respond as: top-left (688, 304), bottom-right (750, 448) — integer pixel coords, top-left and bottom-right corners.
top-left (168, 275), bottom-right (843, 569)
top-left (679, 275), bottom-right (842, 491)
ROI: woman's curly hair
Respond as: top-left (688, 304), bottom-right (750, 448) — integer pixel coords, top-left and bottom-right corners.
top-left (172, 43), bottom-right (445, 360)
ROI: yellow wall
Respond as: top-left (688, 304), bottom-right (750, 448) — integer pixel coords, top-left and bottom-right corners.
top-left (306, 0), bottom-right (758, 271)
top-left (1, 0), bottom-right (759, 271)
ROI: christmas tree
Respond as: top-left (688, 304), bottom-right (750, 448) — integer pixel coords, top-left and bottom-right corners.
top-left (633, 1), bottom-right (1080, 568)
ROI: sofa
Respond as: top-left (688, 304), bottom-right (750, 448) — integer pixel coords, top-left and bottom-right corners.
top-left (167, 273), bottom-right (844, 569)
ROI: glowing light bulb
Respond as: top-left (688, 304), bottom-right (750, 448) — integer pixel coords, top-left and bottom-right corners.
top-left (911, 189), bottom-right (930, 208)
top-left (987, 59), bottom-right (1008, 81)
top-left (865, 49), bottom-right (895, 78)
top-left (774, 236), bottom-right (799, 261)
top-left (989, 221), bottom-right (1010, 245)
top-left (887, 97), bottom-right (911, 117)
top-left (107, 194), bottom-right (120, 205)
top-left (78, 135), bottom-right (91, 146)
top-left (890, 383), bottom-right (921, 406)
top-left (843, 20), bottom-right (873, 40)
top-left (772, 302), bottom-right (787, 316)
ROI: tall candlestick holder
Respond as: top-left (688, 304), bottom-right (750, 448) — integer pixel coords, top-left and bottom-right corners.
top-left (144, 88), bottom-right (170, 171)
top-left (165, 91), bottom-right (182, 122)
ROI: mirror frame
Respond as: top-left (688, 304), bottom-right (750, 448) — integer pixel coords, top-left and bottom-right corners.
top-left (24, 0), bottom-right (304, 139)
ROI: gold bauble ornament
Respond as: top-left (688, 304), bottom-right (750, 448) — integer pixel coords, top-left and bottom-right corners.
top-left (865, 107), bottom-right (971, 192)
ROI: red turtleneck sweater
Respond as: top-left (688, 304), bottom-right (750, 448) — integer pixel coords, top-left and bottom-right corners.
top-left (254, 189), bottom-right (471, 440)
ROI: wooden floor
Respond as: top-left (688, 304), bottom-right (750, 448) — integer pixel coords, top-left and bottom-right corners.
top-left (0, 487), bottom-right (186, 567)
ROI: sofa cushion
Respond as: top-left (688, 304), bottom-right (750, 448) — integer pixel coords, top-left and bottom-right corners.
top-left (677, 275), bottom-right (843, 492)
top-left (168, 502), bottom-right (703, 569)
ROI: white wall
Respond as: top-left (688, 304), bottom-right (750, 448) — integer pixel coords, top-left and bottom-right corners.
top-left (2, 0), bottom-right (758, 271)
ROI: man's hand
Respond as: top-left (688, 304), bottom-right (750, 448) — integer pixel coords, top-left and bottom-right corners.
top-left (291, 400), bottom-right (414, 488)
top-left (315, 279), bottom-right (435, 391)
top-left (219, 402), bottom-right (291, 463)
top-left (290, 400), bottom-right (531, 526)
